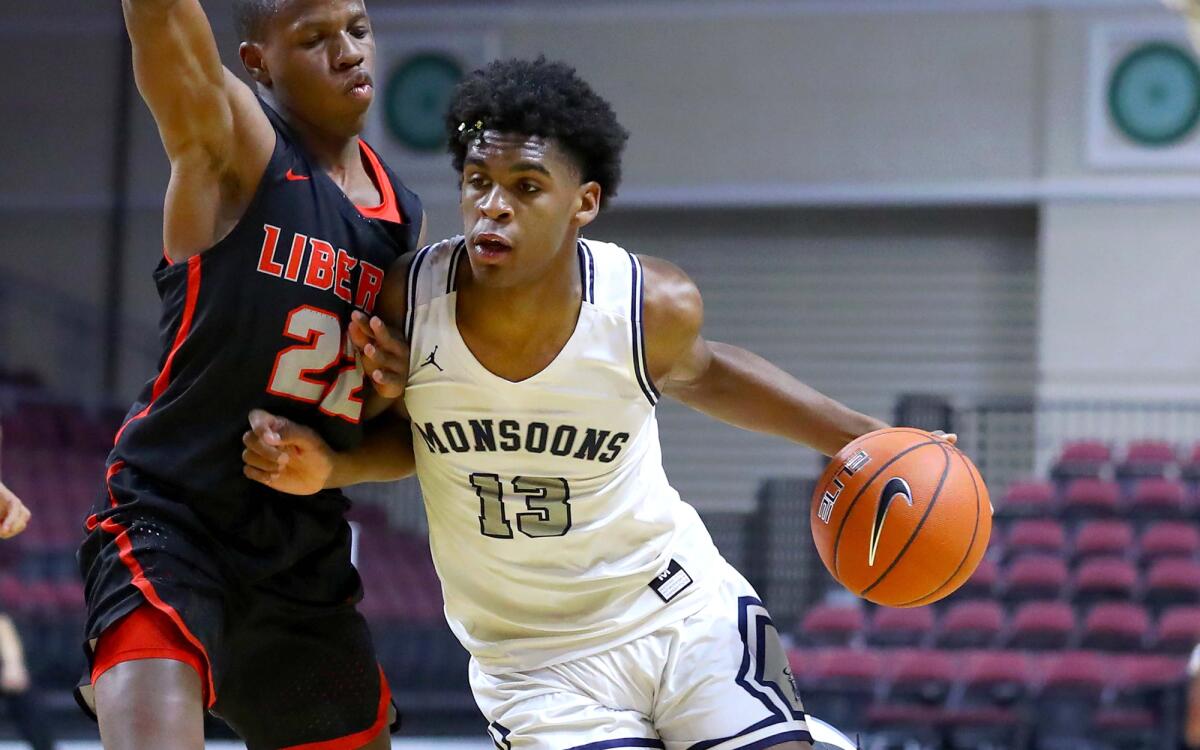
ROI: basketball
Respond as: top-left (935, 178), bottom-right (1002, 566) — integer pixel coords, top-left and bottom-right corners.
top-left (811, 428), bottom-right (992, 607)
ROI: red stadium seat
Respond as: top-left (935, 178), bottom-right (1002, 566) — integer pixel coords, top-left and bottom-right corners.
top-left (1154, 606), bottom-right (1200, 653)
top-left (1062, 478), bottom-right (1120, 519)
top-left (1004, 520), bottom-right (1066, 562)
top-left (1182, 443), bottom-right (1200, 482)
top-left (1035, 652), bottom-right (1110, 745)
top-left (1052, 441), bottom-right (1111, 480)
top-left (1140, 522), bottom-right (1200, 567)
top-left (1006, 601), bottom-right (1076, 650)
top-left (798, 604), bottom-right (865, 647)
top-left (1073, 520), bottom-right (1134, 564)
top-left (884, 649), bottom-right (957, 704)
top-left (1003, 555), bottom-right (1068, 602)
top-left (996, 479), bottom-right (1056, 519)
top-left (944, 650), bottom-right (1032, 749)
top-left (1118, 440), bottom-right (1178, 479)
top-left (1129, 478), bottom-right (1188, 520)
top-left (868, 606), bottom-right (934, 648)
top-left (937, 600), bottom-right (1005, 649)
top-left (1080, 603), bottom-right (1150, 651)
top-left (951, 556), bottom-right (998, 600)
top-left (1145, 559), bottom-right (1200, 610)
top-left (1073, 557), bottom-right (1138, 604)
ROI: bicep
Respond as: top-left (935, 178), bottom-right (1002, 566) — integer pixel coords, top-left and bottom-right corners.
top-left (124, 0), bottom-right (271, 175)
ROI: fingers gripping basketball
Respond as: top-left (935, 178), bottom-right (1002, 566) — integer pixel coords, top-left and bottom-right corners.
top-left (811, 428), bottom-right (992, 607)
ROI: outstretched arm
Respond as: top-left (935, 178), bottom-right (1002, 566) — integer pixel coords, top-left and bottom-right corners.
top-left (642, 256), bottom-right (887, 457)
top-left (123, 0), bottom-right (275, 261)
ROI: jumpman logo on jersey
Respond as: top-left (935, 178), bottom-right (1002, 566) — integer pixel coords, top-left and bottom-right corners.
top-left (421, 346), bottom-right (443, 372)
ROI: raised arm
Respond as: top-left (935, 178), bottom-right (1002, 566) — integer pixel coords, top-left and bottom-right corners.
top-left (641, 256), bottom-right (887, 457)
top-left (123, 0), bottom-right (275, 261)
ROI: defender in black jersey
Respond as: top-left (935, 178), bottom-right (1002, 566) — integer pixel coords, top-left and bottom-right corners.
top-left (76, 2), bottom-right (423, 749)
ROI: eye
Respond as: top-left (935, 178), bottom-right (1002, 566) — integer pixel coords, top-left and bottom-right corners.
top-left (350, 26), bottom-right (369, 39)
top-left (520, 181), bottom-right (541, 195)
top-left (466, 174), bottom-right (490, 189)
top-left (301, 34), bottom-right (322, 48)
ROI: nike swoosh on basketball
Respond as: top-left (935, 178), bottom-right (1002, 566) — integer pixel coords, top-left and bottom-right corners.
top-left (868, 477), bottom-right (913, 566)
top-left (285, 168), bottom-right (310, 182)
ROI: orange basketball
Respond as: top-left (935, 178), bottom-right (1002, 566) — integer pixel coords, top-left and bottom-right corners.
top-left (810, 428), bottom-right (991, 607)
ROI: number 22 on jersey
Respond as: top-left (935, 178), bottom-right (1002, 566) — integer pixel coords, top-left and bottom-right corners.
top-left (266, 305), bottom-right (364, 422)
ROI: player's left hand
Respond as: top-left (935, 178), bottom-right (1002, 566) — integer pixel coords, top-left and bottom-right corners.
top-left (243, 409), bottom-right (334, 496)
top-left (349, 311), bottom-right (409, 400)
top-left (0, 482), bottom-right (30, 539)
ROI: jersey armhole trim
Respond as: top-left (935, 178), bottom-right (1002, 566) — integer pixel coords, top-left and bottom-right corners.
top-left (405, 244), bottom-right (434, 342)
top-left (355, 139), bottom-right (403, 224)
top-left (447, 240), bottom-right (467, 294)
top-left (578, 240), bottom-right (595, 304)
top-left (628, 253), bottom-right (660, 406)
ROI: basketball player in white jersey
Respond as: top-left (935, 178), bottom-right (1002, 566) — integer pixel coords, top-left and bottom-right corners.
top-left (242, 57), bottom-right (882, 750)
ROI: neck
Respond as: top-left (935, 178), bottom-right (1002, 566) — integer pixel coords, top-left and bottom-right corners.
top-left (458, 236), bottom-right (582, 342)
top-left (261, 90), bottom-right (363, 172)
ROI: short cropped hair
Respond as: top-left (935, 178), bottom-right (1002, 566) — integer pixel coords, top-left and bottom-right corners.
top-left (445, 57), bottom-right (630, 207)
top-left (233, 0), bottom-right (282, 42)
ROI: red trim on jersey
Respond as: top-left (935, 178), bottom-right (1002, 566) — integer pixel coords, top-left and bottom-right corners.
top-left (99, 461), bottom-right (217, 706)
top-left (91, 603), bottom-right (208, 704)
top-left (355, 140), bottom-right (403, 224)
top-left (113, 254), bottom-right (202, 445)
top-left (162, 246), bottom-right (173, 266)
top-left (278, 666), bottom-right (392, 750)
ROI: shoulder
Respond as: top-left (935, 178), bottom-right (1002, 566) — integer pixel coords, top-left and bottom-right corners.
top-left (638, 255), bottom-right (704, 382)
top-left (376, 237), bottom-right (461, 329)
top-left (640, 255), bottom-right (703, 341)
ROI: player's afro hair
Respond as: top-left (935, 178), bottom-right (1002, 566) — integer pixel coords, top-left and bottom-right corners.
top-left (445, 57), bottom-right (630, 207)
top-left (233, 0), bottom-right (282, 42)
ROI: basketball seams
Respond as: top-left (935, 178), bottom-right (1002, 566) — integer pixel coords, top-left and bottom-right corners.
top-left (894, 446), bottom-right (983, 608)
top-left (829, 438), bottom-right (942, 581)
top-left (859, 443), bottom-right (953, 598)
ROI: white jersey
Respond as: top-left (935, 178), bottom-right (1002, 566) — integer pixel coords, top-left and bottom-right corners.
top-left (404, 237), bottom-right (724, 673)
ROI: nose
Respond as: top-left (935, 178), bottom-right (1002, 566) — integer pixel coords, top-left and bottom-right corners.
top-left (332, 32), bottom-right (366, 70)
top-left (478, 185), bottom-right (512, 222)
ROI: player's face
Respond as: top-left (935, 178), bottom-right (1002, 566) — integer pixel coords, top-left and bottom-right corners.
top-left (459, 132), bottom-right (600, 289)
top-left (258, 0), bottom-right (376, 136)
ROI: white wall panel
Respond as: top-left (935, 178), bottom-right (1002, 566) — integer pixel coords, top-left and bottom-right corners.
top-left (590, 207), bottom-right (1038, 510)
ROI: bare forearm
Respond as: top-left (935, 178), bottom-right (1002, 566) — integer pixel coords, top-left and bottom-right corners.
top-left (325, 414), bottom-right (417, 488)
top-left (666, 342), bottom-right (886, 456)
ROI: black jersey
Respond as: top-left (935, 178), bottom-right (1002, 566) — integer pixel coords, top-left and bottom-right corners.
top-left (109, 102), bottom-right (421, 561)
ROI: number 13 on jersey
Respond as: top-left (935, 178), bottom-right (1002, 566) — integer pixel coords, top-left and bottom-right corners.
top-left (471, 473), bottom-right (573, 538)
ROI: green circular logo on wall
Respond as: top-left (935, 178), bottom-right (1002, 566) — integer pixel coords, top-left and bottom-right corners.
top-left (1108, 41), bottom-right (1200, 147)
top-left (384, 52), bottom-right (464, 152)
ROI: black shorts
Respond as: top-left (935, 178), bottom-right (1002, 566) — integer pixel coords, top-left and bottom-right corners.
top-left (77, 460), bottom-right (399, 749)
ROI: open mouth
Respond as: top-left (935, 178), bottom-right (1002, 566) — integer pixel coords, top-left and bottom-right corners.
top-left (472, 233), bottom-right (512, 262)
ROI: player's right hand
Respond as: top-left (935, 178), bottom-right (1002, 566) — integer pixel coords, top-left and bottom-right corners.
top-left (0, 482), bottom-right (30, 539)
top-left (349, 311), bottom-right (409, 400)
top-left (243, 409), bottom-right (334, 496)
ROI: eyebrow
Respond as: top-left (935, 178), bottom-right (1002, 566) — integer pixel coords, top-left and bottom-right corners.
top-left (465, 156), bottom-right (552, 177)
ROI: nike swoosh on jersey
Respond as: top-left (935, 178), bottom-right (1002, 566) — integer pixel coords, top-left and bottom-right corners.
top-left (868, 477), bottom-right (913, 566)
top-left (285, 168), bottom-right (311, 181)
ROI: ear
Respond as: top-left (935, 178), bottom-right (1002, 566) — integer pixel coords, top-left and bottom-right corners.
top-left (573, 181), bottom-right (602, 229)
top-left (239, 42), bottom-right (272, 87)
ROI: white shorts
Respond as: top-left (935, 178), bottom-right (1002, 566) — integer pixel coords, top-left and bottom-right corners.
top-left (469, 564), bottom-right (811, 750)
